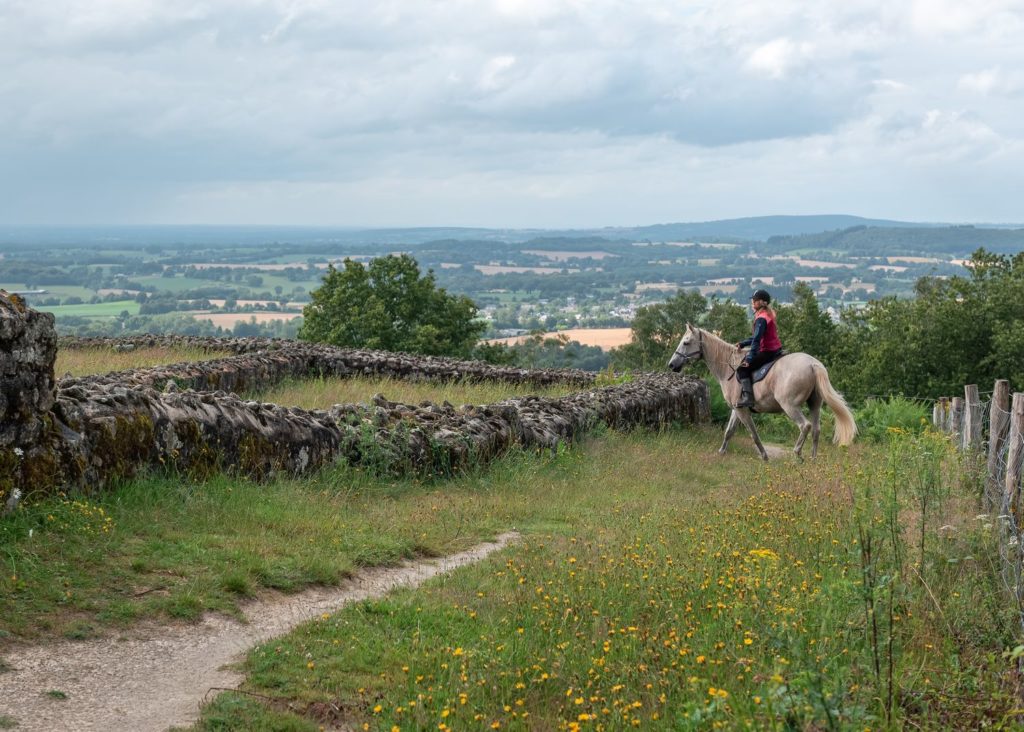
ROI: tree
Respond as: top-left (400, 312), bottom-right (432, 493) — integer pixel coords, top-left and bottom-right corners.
top-left (299, 254), bottom-right (485, 358)
top-left (775, 283), bottom-right (836, 362)
top-left (610, 290), bottom-right (708, 370)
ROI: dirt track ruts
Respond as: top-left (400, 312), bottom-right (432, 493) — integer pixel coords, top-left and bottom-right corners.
top-left (0, 532), bottom-right (520, 732)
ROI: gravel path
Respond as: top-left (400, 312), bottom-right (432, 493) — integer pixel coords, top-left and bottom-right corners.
top-left (0, 532), bottom-right (520, 732)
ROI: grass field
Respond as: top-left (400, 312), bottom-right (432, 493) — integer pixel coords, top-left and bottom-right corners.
top-left (0, 283), bottom-right (98, 300)
top-left (1, 424), bottom-right (1015, 730)
top-left (257, 376), bottom-right (579, 409)
top-left (36, 299), bottom-right (140, 319)
top-left (55, 345), bottom-right (234, 377)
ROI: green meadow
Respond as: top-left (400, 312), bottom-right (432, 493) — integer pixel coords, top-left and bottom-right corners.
top-left (1, 416), bottom-right (1015, 730)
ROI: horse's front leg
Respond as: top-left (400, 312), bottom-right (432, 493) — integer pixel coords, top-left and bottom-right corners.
top-left (735, 409), bottom-right (769, 461)
top-left (719, 410), bottom-right (740, 454)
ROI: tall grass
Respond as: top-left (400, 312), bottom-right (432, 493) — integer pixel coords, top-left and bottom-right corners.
top-left (255, 375), bottom-right (578, 410)
top-left (55, 346), bottom-right (232, 377)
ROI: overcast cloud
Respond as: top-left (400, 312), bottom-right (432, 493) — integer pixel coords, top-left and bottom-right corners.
top-left (2, 0), bottom-right (1023, 227)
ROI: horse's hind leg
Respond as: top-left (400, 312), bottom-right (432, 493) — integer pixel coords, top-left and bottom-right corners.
top-left (781, 401), bottom-right (812, 461)
top-left (808, 393), bottom-right (823, 458)
top-left (735, 409), bottom-right (769, 461)
top-left (719, 410), bottom-right (740, 454)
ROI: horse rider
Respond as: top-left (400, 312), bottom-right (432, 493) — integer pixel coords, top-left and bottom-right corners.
top-left (734, 289), bottom-right (783, 409)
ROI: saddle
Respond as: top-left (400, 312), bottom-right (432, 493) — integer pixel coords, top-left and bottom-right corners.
top-left (751, 351), bottom-right (786, 384)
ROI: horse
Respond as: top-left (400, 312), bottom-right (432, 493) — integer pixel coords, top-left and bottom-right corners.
top-left (668, 324), bottom-right (857, 461)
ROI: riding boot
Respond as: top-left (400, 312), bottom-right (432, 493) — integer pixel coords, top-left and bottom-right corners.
top-left (736, 376), bottom-right (756, 409)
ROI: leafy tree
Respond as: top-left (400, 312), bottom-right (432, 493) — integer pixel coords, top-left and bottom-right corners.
top-left (704, 299), bottom-right (749, 343)
top-left (610, 290), bottom-right (708, 370)
top-left (299, 254), bottom-right (485, 358)
top-left (827, 248), bottom-right (1024, 401)
top-left (775, 282), bottom-right (836, 362)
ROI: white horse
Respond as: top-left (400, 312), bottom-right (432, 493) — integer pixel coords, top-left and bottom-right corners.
top-left (668, 324), bottom-right (857, 461)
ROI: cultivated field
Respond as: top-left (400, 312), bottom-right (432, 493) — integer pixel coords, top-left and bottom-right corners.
top-left (490, 327), bottom-right (635, 351)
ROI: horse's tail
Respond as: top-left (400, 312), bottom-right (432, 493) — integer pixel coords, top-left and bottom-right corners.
top-left (813, 365), bottom-right (857, 446)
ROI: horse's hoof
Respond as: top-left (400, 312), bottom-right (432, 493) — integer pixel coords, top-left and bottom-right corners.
top-left (718, 448), bottom-right (727, 455)
top-left (760, 453), bottom-right (769, 462)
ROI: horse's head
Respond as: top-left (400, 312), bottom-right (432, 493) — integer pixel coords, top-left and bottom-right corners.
top-left (668, 323), bottom-right (703, 372)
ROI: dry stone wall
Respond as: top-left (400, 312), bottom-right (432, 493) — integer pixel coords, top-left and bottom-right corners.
top-left (2, 295), bottom-right (709, 502)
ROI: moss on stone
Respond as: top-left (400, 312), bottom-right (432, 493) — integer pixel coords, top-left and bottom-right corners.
top-left (174, 420), bottom-right (221, 481)
top-left (91, 413), bottom-right (157, 484)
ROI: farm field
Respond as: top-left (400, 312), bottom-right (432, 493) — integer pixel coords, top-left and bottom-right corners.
top-left (490, 327), bottom-right (635, 351)
top-left (0, 422), bottom-right (1014, 730)
top-left (194, 311), bottom-right (302, 328)
top-left (35, 299), bottom-right (140, 318)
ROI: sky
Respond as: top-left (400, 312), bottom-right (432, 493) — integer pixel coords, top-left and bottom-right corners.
top-left (2, 0), bottom-right (1024, 228)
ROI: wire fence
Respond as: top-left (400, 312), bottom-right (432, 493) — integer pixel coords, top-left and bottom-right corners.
top-left (933, 381), bottom-right (1024, 635)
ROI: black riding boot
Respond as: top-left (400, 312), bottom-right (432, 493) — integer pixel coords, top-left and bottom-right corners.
top-left (736, 376), bottom-right (756, 409)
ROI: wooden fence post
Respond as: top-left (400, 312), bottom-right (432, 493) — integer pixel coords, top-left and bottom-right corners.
top-left (950, 396), bottom-right (965, 442)
top-left (938, 397), bottom-right (950, 432)
top-left (987, 380), bottom-right (1011, 510)
top-left (933, 400), bottom-right (943, 429)
top-left (1006, 393), bottom-right (1024, 520)
top-left (963, 384), bottom-right (982, 451)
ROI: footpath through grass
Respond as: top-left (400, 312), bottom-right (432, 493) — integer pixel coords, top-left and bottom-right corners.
top-left (192, 432), bottom-right (1018, 731)
top-left (1, 427), bottom-right (1018, 730)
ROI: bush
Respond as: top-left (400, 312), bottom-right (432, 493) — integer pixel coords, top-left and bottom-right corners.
top-left (854, 396), bottom-right (930, 443)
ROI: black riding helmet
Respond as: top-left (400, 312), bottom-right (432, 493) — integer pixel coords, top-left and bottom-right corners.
top-left (751, 289), bottom-right (771, 303)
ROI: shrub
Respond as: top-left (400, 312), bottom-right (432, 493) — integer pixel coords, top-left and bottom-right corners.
top-left (855, 396), bottom-right (930, 443)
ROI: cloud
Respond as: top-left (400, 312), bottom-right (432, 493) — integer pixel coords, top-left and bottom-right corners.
top-left (1, 0), bottom-right (1023, 225)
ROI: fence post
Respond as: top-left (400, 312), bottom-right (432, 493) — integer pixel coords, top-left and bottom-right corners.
top-left (1006, 393), bottom-right (1024, 520)
top-left (938, 397), bottom-right (951, 432)
top-left (987, 380), bottom-right (1011, 510)
top-left (963, 384), bottom-right (982, 451)
top-left (933, 400), bottom-right (943, 429)
top-left (950, 396), bottom-right (965, 443)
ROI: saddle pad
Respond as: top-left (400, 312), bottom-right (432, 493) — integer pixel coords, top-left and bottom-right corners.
top-left (751, 355), bottom-right (783, 384)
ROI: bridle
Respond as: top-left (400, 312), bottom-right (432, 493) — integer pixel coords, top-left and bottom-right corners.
top-left (672, 328), bottom-right (703, 365)
top-left (673, 327), bottom-right (740, 381)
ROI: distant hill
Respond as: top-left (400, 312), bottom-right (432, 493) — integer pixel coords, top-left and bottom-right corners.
top-left (763, 225), bottom-right (1024, 256)
top-left (3, 216), bottom-right (1023, 252)
top-left (598, 215), bottom-right (932, 243)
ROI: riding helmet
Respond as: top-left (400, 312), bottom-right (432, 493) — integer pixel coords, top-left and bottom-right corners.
top-left (751, 289), bottom-right (771, 303)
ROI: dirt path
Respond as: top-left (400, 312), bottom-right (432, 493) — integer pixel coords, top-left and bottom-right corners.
top-left (0, 532), bottom-right (520, 732)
